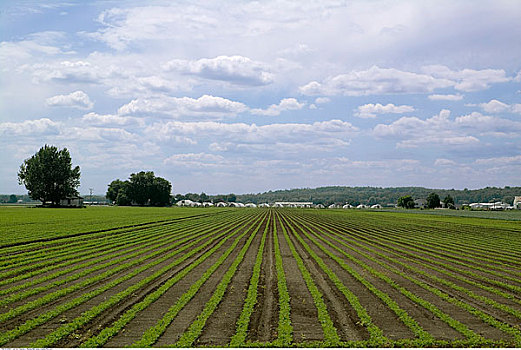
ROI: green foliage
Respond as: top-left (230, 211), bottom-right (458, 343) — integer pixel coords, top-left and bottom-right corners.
top-left (106, 171), bottom-right (172, 206)
top-left (397, 195), bottom-right (415, 209)
top-left (443, 194), bottom-right (455, 208)
top-left (17, 145), bottom-right (80, 206)
top-left (426, 192), bottom-right (441, 209)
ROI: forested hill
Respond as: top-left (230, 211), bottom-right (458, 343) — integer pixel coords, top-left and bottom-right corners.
top-left (235, 186), bottom-right (521, 206)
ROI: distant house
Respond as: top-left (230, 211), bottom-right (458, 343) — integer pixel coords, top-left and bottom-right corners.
top-left (514, 196), bottom-right (521, 209)
top-left (273, 201), bottom-right (314, 208)
top-left (414, 199), bottom-right (426, 209)
top-left (59, 196), bottom-right (84, 207)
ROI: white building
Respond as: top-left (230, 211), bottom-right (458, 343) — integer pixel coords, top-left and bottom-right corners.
top-left (273, 201), bottom-right (314, 208)
top-left (514, 196), bottom-right (521, 209)
top-left (469, 202), bottom-right (509, 210)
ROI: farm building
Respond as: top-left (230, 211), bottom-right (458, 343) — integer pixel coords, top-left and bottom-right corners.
top-left (229, 202), bottom-right (245, 208)
top-left (59, 196), bottom-right (84, 207)
top-left (469, 202), bottom-right (509, 210)
top-left (273, 201), bottom-right (314, 208)
top-left (514, 196), bottom-right (521, 209)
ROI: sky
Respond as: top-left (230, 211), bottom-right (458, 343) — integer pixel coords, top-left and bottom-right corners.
top-left (1, 0), bottom-right (521, 195)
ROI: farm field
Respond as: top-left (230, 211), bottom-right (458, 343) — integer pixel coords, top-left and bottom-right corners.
top-left (1, 208), bottom-right (520, 347)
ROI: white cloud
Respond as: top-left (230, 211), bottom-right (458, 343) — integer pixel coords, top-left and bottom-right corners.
top-left (163, 56), bottom-right (274, 86)
top-left (299, 66), bottom-right (453, 96)
top-left (314, 97), bottom-right (330, 104)
top-left (354, 103), bottom-right (414, 118)
top-left (434, 158), bottom-right (458, 166)
top-left (250, 98), bottom-right (305, 116)
top-left (475, 99), bottom-right (521, 114)
top-left (81, 112), bottom-right (144, 127)
top-left (118, 95), bottom-right (248, 119)
top-left (475, 155), bottom-right (521, 165)
top-left (46, 90), bottom-right (93, 109)
top-left (422, 65), bottom-right (510, 92)
top-left (374, 109), bottom-right (521, 148)
top-left (428, 94), bottom-right (463, 101)
top-left (163, 153), bottom-right (226, 168)
top-left (0, 118), bottom-right (60, 136)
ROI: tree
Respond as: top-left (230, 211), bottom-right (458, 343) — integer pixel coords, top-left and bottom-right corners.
top-left (443, 194), bottom-right (455, 209)
top-left (107, 171), bottom-right (172, 206)
top-left (8, 194), bottom-right (17, 203)
top-left (426, 192), bottom-right (441, 209)
top-left (18, 145), bottom-right (80, 206)
top-left (397, 195), bottom-right (415, 209)
top-left (106, 179), bottom-right (127, 203)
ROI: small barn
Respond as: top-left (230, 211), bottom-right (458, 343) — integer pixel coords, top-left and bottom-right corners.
top-left (60, 196), bottom-right (84, 207)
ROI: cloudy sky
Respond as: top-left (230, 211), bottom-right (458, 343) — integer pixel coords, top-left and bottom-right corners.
top-left (1, 0), bottom-right (521, 195)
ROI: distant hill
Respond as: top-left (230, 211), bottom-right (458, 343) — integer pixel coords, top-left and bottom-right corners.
top-left (234, 186), bottom-right (521, 206)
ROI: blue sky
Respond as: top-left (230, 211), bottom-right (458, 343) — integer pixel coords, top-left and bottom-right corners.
top-left (1, 0), bottom-right (520, 195)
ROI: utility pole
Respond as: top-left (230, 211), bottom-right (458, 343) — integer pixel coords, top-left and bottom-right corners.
top-left (89, 188), bottom-right (93, 205)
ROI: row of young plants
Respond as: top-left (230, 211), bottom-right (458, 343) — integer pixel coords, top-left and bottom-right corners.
top-left (272, 212), bottom-right (293, 347)
top-left (0, 220), bottom-right (180, 271)
top-left (311, 211), bottom-right (521, 296)
top-left (24, 212), bottom-right (258, 348)
top-left (0, 214), bottom-right (232, 307)
top-left (353, 222), bottom-right (521, 295)
top-left (316, 210), bottom-right (521, 260)
top-left (0, 213), bottom-right (254, 346)
top-left (277, 212), bottom-right (387, 346)
top-left (283, 213), bottom-right (441, 344)
top-left (172, 213), bottom-right (268, 347)
top-left (296, 211), bottom-right (521, 346)
top-left (290, 213), bottom-right (483, 343)
top-left (366, 221), bottom-right (521, 280)
top-left (276, 213), bottom-right (341, 346)
top-left (305, 211), bottom-right (521, 312)
top-left (0, 215), bottom-right (216, 286)
top-left (0, 214), bottom-right (237, 324)
top-left (229, 214), bottom-right (270, 347)
top-left (81, 212), bottom-right (264, 348)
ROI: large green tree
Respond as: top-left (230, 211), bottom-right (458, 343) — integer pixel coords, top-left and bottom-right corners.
top-left (426, 192), bottom-right (441, 209)
top-left (18, 145), bottom-right (80, 206)
top-left (397, 195), bottom-right (415, 209)
top-left (107, 171), bottom-right (172, 206)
